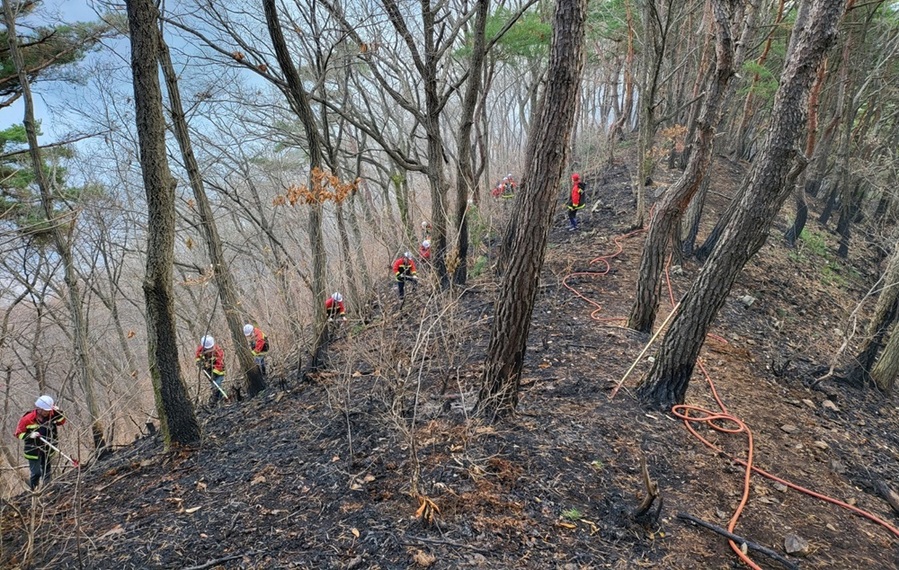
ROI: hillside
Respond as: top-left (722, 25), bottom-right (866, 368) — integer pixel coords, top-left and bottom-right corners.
top-left (2, 159), bottom-right (899, 570)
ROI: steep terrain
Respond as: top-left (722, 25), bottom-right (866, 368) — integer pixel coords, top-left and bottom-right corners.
top-left (2, 159), bottom-right (899, 570)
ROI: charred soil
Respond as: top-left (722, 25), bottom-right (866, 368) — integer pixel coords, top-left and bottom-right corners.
top-left (3, 160), bottom-right (899, 570)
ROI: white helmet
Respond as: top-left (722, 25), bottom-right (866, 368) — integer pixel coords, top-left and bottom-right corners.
top-left (331, 292), bottom-right (343, 302)
top-left (404, 251), bottom-right (412, 259)
top-left (507, 172), bottom-right (513, 178)
top-left (243, 324), bottom-right (254, 336)
top-left (421, 221), bottom-right (429, 229)
top-left (35, 395), bottom-right (54, 411)
top-left (201, 335), bottom-right (215, 350)
top-left (422, 240), bottom-right (430, 248)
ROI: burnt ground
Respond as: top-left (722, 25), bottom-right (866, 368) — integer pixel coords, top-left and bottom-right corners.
top-left (3, 158), bottom-right (899, 570)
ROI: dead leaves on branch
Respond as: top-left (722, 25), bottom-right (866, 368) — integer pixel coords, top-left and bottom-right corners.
top-left (414, 495), bottom-right (440, 527)
top-left (273, 168), bottom-right (358, 206)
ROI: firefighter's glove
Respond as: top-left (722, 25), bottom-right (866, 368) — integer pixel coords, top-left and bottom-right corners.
top-left (328, 317), bottom-right (334, 323)
top-left (28, 431), bottom-right (42, 439)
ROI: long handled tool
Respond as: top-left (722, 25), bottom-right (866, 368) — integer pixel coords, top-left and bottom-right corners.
top-left (37, 436), bottom-right (79, 467)
top-left (203, 369), bottom-right (229, 400)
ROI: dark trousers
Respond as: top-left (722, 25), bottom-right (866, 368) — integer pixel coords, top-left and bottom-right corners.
top-left (207, 371), bottom-right (226, 405)
top-left (568, 208), bottom-right (578, 228)
top-left (28, 455), bottom-right (51, 490)
top-left (254, 356), bottom-right (267, 377)
top-left (397, 278), bottom-right (406, 299)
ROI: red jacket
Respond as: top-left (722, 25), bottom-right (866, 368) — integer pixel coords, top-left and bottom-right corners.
top-left (16, 408), bottom-right (66, 459)
top-left (247, 327), bottom-right (268, 355)
top-left (419, 244), bottom-right (431, 260)
top-left (569, 181), bottom-right (584, 209)
top-left (392, 258), bottom-right (417, 280)
top-left (325, 297), bottom-right (346, 316)
top-left (195, 344), bottom-right (225, 376)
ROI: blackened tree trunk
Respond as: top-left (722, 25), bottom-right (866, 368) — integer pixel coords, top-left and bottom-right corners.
top-left (452, 0), bottom-right (488, 286)
top-left (638, 0), bottom-right (845, 410)
top-left (785, 60), bottom-right (827, 246)
top-left (846, 239), bottom-right (899, 384)
top-left (125, 0), bottom-right (200, 447)
top-left (157, 26), bottom-right (266, 397)
top-left (628, 0), bottom-right (741, 333)
top-left (870, 320), bottom-right (899, 393)
top-left (477, 0), bottom-right (586, 420)
top-left (3, 0), bottom-right (110, 453)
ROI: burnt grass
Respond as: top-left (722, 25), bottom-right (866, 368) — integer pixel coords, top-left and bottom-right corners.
top-left (3, 159), bottom-right (899, 569)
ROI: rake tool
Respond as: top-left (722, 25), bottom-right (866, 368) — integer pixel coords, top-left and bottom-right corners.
top-left (203, 369), bottom-right (230, 400)
top-left (37, 436), bottom-right (79, 467)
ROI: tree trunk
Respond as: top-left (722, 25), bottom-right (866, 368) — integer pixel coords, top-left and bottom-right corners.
top-left (638, 0), bottom-right (845, 410)
top-left (3, 0), bottom-right (109, 453)
top-left (452, 0), bottom-right (488, 286)
top-left (628, 0), bottom-right (740, 333)
top-left (633, 0), bottom-right (670, 228)
top-left (845, 244), bottom-right (899, 385)
top-left (157, 26), bottom-right (265, 397)
top-left (477, 0), bottom-right (586, 421)
top-left (124, 0), bottom-right (200, 447)
top-left (263, 0), bottom-right (329, 363)
top-left (785, 57), bottom-right (827, 246)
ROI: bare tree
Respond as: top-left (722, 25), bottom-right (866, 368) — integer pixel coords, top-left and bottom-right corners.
top-left (157, 21), bottom-right (266, 397)
top-left (452, 0), bottom-right (489, 286)
top-left (2, 0), bottom-right (109, 453)
top-left (124, 0), bottom-right (200, 446)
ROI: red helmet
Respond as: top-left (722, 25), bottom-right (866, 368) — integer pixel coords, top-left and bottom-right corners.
top-left (571, 173), bottom-right (580, 182)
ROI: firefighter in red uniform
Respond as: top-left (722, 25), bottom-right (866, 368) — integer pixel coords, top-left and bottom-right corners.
top-left (392, 251), bottom-right (418, 300)
top-left (501, 173), bottom-right (516, 199)
top-left (243, 324), bottom-right (269, 378)
top-left (15, 395), bottom-right (66, 490)
top-left (419, 239), bottom-right (431, 262)
top-left (325, 292), bottom-right (346, 322)
top-left (567, 172), bottom-right (585, 230)
top-left (195, 335), bottom-right (227, 405)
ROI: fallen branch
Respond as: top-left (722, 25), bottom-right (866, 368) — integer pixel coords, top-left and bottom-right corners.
top-left (633, 452), bottom-right (660, 518)
top-left (873, 479), bottom-right (899, 516)
top-left (677, 512), bottom-right (799, 570)
top-left (401, 534), bottom-right (491, 554)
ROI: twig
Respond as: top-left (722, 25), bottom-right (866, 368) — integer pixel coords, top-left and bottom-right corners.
top-left (677, 512), bottom-right (799, 570)
top-left (873, 479), bottom-right (899, 516)
top-left (179, 551), bottom-right (262, 570)
top-left (400, 534), bottom-right (491, 554)
top-left (633, 452), bottom-right (660, 518)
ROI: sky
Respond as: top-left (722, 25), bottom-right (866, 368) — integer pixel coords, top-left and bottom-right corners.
top-left (0, 0), bottom-right (126, 140)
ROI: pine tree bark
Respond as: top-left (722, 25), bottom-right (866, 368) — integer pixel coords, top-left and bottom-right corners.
top-left (638, 0), bottom-right (846, 410)
top-left (124, 0), bottom-right (200, 447)
top-left (846, 239), bottom-right (899, 384)
top-left (477, 0), bottom-right (586, 420)
top-left (628, 0), bottom-right (741, 333)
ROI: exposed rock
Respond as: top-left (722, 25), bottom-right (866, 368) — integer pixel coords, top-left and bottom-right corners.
top-left (822, 400), bottom-right (840, 412)
top-left (784, 533), bottom-right (810, 556)
top-left (780, 424), bottom-right (799, 434)
top-left (738, 295), bottom-right (757, 308)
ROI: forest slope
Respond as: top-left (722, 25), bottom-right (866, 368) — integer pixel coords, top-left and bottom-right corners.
top-left (2, 159), bottom-right (899, 570)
